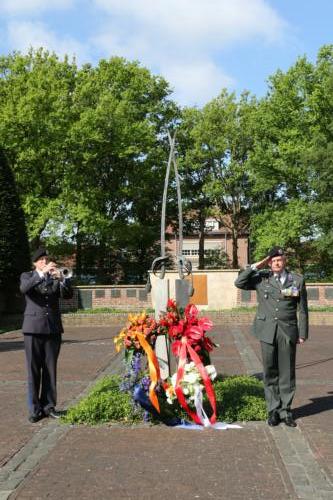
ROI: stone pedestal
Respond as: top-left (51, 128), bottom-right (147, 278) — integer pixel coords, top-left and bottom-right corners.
top-left (153, 279), bottom-right (170, 379)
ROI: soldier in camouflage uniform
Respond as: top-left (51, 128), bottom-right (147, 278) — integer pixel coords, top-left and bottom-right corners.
top-left (235, 247), bottom-right (308, 427)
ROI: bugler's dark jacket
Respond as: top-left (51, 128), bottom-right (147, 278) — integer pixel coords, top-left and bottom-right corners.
top-left (20, 271), bottom-right (73, 334)
top-left (235, 267), bottom-right (308, 344)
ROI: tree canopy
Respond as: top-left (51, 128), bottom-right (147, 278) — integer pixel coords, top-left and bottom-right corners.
top-left (0, 149), bottom-right (30, 310)
top-left (0, 46), bottom-right (332, 280)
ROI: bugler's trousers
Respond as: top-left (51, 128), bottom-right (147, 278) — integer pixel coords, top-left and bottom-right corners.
top-left (24, 333), bottom-right (61, 415)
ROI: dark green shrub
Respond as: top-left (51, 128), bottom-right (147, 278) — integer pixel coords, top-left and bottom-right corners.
top-left (214, 375), bottom-right (267, 422)
top-left (63, 374), bottom-right (266, 425)
top-left (62, 375), bottom-right (143, 425)
top-left (0, 149), bottom-right (30, 309)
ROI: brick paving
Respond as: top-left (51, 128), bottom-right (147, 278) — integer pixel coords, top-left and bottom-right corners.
top-left (0, 322), bottom-right (332, 499)
top-left (0, 327), bottom-right (119, 468)
top-left (10, 425), bottom-right (296, 500)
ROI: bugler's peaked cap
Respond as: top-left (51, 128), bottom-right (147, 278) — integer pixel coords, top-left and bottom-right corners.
top-left (32, 247), bottom-right (48, 262)
top-left (268, 246), bottom-right (285, 258)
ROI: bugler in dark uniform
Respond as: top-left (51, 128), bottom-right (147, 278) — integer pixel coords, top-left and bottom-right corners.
top-left (235, 246), bottom-right (308, 427)
top-left (20, 248), bottom-right (73, 422)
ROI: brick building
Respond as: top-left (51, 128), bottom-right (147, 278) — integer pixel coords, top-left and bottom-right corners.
top-left (166, 217), bottom-right (249, 269)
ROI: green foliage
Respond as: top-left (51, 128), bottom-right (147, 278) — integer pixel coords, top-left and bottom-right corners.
top-left (1, 45), bottom-right (332, 278)
top-left (178, 90), bottom-right (257, 268)
top-left (0, 50), bottom-right (77, 244)
top-left (214, 375), bottom-right (267, 422)
top-left (249, 45), bottom-right (333, 274)
top-left (63, 374), bottom-right (266, 425)
top-left (0, 49), bottom-right (179, 278)
top-left (0, 149), bottom-right (30, 288)
top-left (62, 375), bottom-right (143, 425)
top-left (203, 249), bottom-right (229, 269)
top-left (250, 200), bottom-right (313, 268)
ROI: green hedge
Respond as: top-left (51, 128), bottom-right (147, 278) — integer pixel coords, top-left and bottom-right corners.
top-left (63, 374), bottom-right (267, 425)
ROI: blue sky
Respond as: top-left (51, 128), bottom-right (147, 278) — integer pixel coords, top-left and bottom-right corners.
top-left (0, 0), bottom-right (332, 106)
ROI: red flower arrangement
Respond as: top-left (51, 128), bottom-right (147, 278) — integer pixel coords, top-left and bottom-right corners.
top-left (158, 299), bottom-right (216, 365)
top-left (115, 301), bottom-right (219, 424)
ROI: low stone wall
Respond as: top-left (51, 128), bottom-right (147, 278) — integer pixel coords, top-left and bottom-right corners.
top-left (63, 276), bottom-right (333, 314)
top-left (62, 311), bottom-right (333, 327)
top-left (237, 283), bottom-right (333, 308)
top-left (60, 285), bottom-right (151, 312)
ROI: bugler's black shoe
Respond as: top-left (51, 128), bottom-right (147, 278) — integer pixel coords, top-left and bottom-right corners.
top-left (28, 412), bottom-right (43, 423)
top-left (283, 416), bottom-right (297, 427)
top-left (267, 411), bottom-right (280, 427)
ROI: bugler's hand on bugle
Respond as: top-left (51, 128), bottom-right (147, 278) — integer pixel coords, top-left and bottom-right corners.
top-left (41, 261), bottom-right (61, 280)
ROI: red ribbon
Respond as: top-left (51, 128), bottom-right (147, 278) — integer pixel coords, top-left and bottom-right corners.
top-left (175, 338), bottom-right (216, 425)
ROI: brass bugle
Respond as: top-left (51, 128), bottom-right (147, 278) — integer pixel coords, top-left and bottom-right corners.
top-left (58, 267), bottom-right (73, 279)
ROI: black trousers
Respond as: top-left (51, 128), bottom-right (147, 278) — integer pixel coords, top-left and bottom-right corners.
top-left (24, 334), bottom-right (62, 415)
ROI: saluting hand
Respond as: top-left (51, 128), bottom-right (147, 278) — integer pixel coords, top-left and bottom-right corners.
top-left (253, 256), bottom-right (271, 270)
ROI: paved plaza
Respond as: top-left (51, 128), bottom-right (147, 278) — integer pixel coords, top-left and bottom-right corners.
top-left (0, 322), bottom-right (332, 499)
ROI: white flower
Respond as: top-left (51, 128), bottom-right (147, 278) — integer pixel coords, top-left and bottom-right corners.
top-left (205, 365), bottom-right (217, 381)
top-left (183, 372), bottom-right (200, 384)
top-left (185, 361), bottom-right (196, 372)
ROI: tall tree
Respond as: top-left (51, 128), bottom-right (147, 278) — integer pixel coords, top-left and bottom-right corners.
top-left (249, 45), bottom-right (333, 275)
top-left (65, 57), bottom-right (178, 277)
top-left (177, 107), bottom-right (216, 269)
top-left (0, 50), bottom-right (179, 280)
top-left (0, 49), bottom-right (77, 247)
top-left (178, 90), bottom-right (257, 268)
top-left (0, 149), bottom-right (30, 312)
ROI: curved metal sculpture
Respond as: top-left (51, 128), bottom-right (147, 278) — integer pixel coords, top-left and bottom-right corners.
top-left (149, 131), bottom-right (193, 293)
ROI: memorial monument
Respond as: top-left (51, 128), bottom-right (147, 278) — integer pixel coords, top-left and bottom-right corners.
top-left (147, 131), bottom-right (194, 378)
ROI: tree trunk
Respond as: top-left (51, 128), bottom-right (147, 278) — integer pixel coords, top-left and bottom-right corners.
top-left (231, 228), bottom-right (239, 268)
top-left (75, 222), bottom-right (82, 275)
top-left (198, 213), bottom-right (205, 269)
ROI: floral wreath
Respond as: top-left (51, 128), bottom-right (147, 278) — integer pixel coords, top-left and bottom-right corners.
top-left (114, 300), bottom-right (218, 425)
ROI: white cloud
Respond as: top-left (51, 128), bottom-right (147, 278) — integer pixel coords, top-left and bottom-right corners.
top-left (94, 0), bottom-right (285, 45)
top-left (0, 0), bottom-right (74, 15)
top-left (1, 0), bottom-right (288, 105)
top-left (160, 60), bottom-right (235, 107)
top-left (7, 21), bottom-right (90, 62)
top-left (91, 0), bottom-right (287, 105)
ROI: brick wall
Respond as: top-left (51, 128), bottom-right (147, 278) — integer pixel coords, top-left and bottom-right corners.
top-left (237, 283), bottom-right (333, 308)
top-left (60, 285), bottom-right (152, 312)
top-left (62, 310), bottom-right (333, 327)
top-left (60, 282), bottom-right (333, 313)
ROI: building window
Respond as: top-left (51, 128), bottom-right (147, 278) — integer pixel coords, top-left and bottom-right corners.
top-left (182, 249), bottom-right (191, 255)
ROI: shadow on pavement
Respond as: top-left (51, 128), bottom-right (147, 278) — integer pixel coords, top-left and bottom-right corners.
top-left (296, 357), bottom-right (333, 369)
top-left (62, 337), bottom-right (114, 344)
top-left (294, 392), bottom-right (333, 419)
top-left (0, 340), bottom-right (24, 352)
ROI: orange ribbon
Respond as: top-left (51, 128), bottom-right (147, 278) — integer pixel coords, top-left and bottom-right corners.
top-left (175, 337), bottom-right (216, 425)
top-left (136, 332), bottom-right (161, 413)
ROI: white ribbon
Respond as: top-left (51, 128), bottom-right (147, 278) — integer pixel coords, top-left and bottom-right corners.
top-left (175, 387), bottom-right (242, 430)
